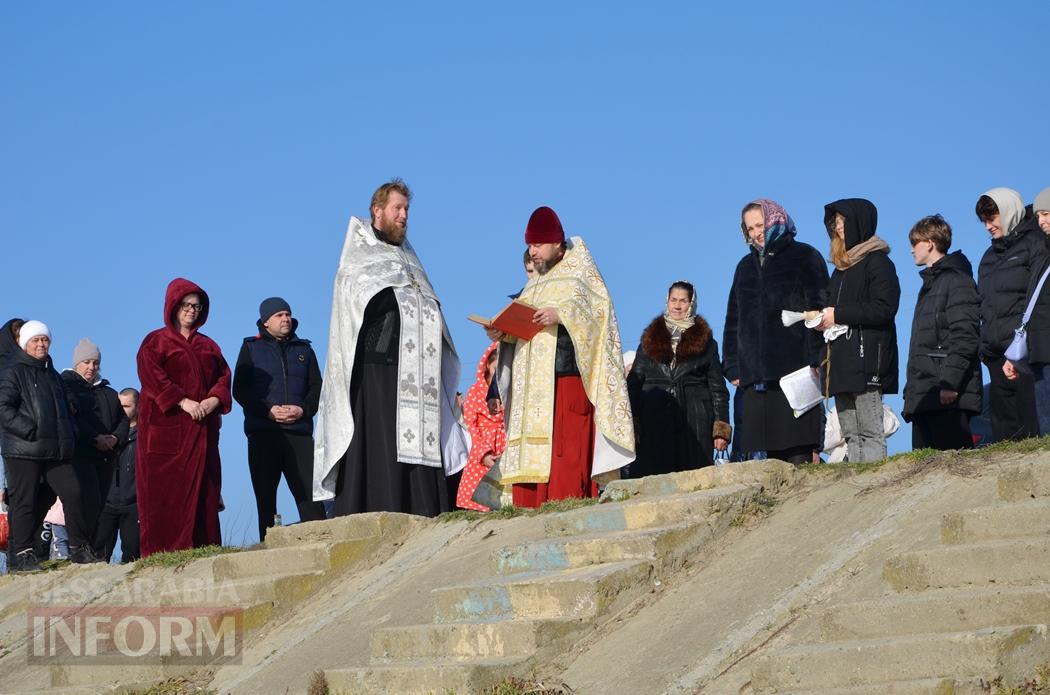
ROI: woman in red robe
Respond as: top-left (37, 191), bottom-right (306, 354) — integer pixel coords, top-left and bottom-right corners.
top-left (136, 278), bottom-right (231, 556)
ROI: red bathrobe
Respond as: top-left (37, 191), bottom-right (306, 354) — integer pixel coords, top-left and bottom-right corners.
top-left (136, 278), bottom-right (231, 556)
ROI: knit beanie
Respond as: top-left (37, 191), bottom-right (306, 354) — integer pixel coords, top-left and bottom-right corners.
top-left (259, 297), bottom-right (291, 323)
top-left (524, 206), bottom-right (565, 244)
top-left (1035, 188), bottom-right (1050, 214)
top-left (18, 320), bottom-right (51, 350)
top-left (73, 338), bottom-right (101, 365)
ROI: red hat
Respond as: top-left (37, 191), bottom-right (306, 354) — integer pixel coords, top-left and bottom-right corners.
top-left (525, 206), bottom-right (564, 244)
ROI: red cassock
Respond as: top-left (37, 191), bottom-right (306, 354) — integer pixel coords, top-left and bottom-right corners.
top-left (136, 278), bottom-right (231, 556)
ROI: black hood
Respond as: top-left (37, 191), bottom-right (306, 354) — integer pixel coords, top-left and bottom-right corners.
top-left (0, 317), bottom-right (25, 363)
top-left (825, 198), bottom-right (878, 250)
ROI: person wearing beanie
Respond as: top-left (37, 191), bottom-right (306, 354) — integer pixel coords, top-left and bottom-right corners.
top-left (1003, 188), bottom-right (1050, 435)
top-left (61, 338), bottom-right (129, 555)
top-left (482, 206), bottom-right (634, 507)
top-left (973, 187), bottom-right (1048, 441)
top-left (233, 297), bottom-right (325, 541)
top-left (136, 278), bottom-right (231, 556)
top-left (314, 179), bottom-right (467, 518)
top-left (0, 321), bottom-right (100, 570)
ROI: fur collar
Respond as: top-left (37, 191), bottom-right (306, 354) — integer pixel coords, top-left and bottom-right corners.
top-left (640, 315), bottom-right (712, 365)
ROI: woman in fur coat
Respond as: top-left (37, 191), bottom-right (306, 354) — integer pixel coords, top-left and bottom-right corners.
top-left (627, 281), bottom-right (731, 476)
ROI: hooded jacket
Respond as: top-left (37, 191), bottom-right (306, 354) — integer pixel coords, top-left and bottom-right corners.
top-left (233, 316), bottom-right (322, 437)
top-left (136, 277), bottom-right (231, 555)
top-left (824, 198), bottom-right (901, 396)
top-left (0, 348), bottom-right (77, 460)
top-left (0, 318), bottom-right (25, 371)
top-left (976, 189), bottom-right (1050, 362)
top-left (630, 315), bottom-right (731, 474)
top-left (61, 370), bottom-right (129, 461)
top-left (903, 251), bottom-right (983, 419)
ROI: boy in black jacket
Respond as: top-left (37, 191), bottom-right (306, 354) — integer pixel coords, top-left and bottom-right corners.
top-left (94, 388), bottom-right (140, 562)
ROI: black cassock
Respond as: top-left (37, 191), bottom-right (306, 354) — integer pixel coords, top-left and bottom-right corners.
top-left (331, 288), bottom-right (452, 517)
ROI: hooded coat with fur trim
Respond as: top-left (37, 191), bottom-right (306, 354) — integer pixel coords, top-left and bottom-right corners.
top-left (136, 278), bottom-right (231, 556)
top-left (627, 315), bottom-right (731, 474)
top-left (824, 198), bottom-right (901, 396)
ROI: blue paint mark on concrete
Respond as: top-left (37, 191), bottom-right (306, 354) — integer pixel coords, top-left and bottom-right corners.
top-left (453, 588), bottom-right (513, 620)
top-left (497, 542), bottom-right (570, 573)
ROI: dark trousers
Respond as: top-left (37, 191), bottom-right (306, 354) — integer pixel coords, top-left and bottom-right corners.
top-left (986, 357), bottom-right (1039, 442)
top-left (95, 503), bottom-right (140, 562)
top-left (911, 409), bottom-right (975, 451)
top-left (4, 456), bottom-right (90, 556)
top-left (248, 431), bottom-right (326, 542)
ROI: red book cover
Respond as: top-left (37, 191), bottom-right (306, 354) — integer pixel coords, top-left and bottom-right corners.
top-left (468, 300), bottom-right (543, 341)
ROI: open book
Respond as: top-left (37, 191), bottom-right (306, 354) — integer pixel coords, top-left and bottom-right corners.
top-left (468, 300), bottom-right (542, 341)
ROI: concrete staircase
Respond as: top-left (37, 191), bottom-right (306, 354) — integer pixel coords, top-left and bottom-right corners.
top-left (26, 513), bottom-right (422, 692)
top-left (324, 460), bottom-right (797, 694)
top-left (750, 456), bottom-right (1050, 694)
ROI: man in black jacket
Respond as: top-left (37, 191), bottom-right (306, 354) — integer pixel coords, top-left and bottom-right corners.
top-left (902, 216), bottom-right (982, 449)
top-left (975, 187), bottom-right (1047, 442)
top-left (233, 297), bottom-right (326, 542)
top-left (95, 388), bottom-right (140, 562)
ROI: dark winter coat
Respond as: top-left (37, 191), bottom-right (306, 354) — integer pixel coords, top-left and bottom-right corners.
top-left (106, 426), bottom-right (137, 507)
top-left (0, 318), bottom-right (24, 371)
top-left (61, 370), bottom-right (130, 461)
top-left (233, 322), bottom-right (322, 436)
top-left (0, 349), bottom-right (77, 460)
top-left (824, 199), bottom-right (901, 396)
top-left (903, 251), bottom-right (982, 419)
top-left (977, 214), bottom-right (1049, 362)
top-left (722, 235), bottom-right (829, 387)
top-left (628, 316), bottom-right (732, 475)
top-left (1011, 224), bottom-right (1050, 366)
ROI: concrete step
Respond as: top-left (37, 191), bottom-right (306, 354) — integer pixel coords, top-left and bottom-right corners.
top-left (998, 453), bottom-right (1050, 502)
top-left (51, 662), bottom-right (197, 688)
top-left (325, 657), bottom-right (521, 695)
top-left (493, 522), bottom-right (705, 574)
top-left (816, 584), bottom-right (1050, 641)
top-left (209, 543), bottom-right (331, 581)
top-left (942, 498), bottom-right (1050, 544)
top-left (263, 510), bottom-right (420, 548)
top-left (544, 483), bottom-right (760, 537)
top-left (776, 678), bottom-right (986, 694)
top-left (750, 625), bottom-right (1050, 693)
top-left (370, 618), bottom-right (580, 662)
top-left (883, 538), bottom-right (1050, 591)
top-left (431, 560), bottom-right (652, 623)
top-left (601, 459), bottom-right (797, 500)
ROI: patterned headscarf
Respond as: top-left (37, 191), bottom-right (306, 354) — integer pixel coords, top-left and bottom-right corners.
top-left (742, 198), bottom-right (797, 250)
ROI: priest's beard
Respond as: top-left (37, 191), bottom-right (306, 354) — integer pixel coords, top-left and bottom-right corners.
top-left (533, 254), bottom-right (563, 276)
top-left (375, 223), bottom-right (407, 246)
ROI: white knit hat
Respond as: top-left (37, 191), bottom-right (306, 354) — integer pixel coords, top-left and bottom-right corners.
top-left (18, 320), bottom-right (51, 350)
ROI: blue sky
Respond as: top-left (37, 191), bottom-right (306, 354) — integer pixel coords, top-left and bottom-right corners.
top-left (3, 2), bottom-right (1048, 545)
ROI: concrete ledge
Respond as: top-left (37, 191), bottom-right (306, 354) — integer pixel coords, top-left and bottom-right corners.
top-left (883, 538), bottom-right (1050, 591)
top-left (816, 584), bottom-right (1050, 641)
top-left (997, 453), bottom-right (1050, 502)
top-left (370, 618), bottom-right (580, 662)
top-left (602, 459), bottom-right (797, 501)
top-left (775, 677), bottom-right (987, 694)
top-left (752, 625), bottom-right (1050, 693)
top-left (942, 499), bottom-right (1050, 545)
top-left (263, 511), bottom-right (423, 548)
top-left (325, 657), bottom-right (521, 695)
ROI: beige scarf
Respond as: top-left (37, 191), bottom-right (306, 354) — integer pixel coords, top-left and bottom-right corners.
top-left (835, 235), bottom-right (890, 270)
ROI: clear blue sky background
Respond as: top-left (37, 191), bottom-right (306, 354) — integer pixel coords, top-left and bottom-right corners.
top-left (3, 2), bottom-right (1048, 546)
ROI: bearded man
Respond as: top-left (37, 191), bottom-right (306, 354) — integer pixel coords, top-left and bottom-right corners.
top-left (314, 179), bottom-right (467, 516)
top-left (487, 206), bottom-right (634, 507)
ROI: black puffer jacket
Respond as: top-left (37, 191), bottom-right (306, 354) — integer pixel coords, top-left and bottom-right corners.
top-left (0, 349), bottom-right (77, 460)
top-left (106, 426), bottom-right (137, 507)
top-left (903, 251), bottom-right (982, 419)
top-left (825, 199), bottom-right (901, 396)
top-left (1025, 232), bottom-right (1050, 365)
top-left (628, 315), bottom-right (731, 475)
top-left (61, 370), bottom-right (129, 461)
top-left (977, 214), bottom-right (1049, 362)
top-left (0, 318), bottom-right (24, 370)
top-left (722, 235), bottom-right (829, 387)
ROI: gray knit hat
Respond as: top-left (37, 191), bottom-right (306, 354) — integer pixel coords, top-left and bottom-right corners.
top-left (1035, 188), bottom-right (1050, 213)
top-left (73, 338), bottom-right (100, 366)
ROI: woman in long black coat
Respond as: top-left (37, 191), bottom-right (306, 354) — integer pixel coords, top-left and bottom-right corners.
top-left (723, 199), bottom-right (829, 464)
top-left (627, 281), bottom-right (731, 476)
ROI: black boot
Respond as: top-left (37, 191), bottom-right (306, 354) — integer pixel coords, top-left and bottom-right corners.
top-left (69, 545), bottom-right (104, 564)
top-left (11, 549), bottom-right (41, 573)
